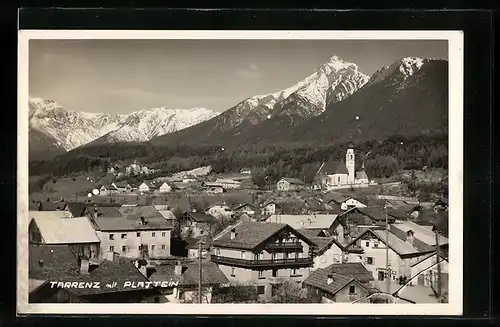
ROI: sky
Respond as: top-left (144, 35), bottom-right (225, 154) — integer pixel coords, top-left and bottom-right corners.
top-left (29, 39), bottom-right (448, 114)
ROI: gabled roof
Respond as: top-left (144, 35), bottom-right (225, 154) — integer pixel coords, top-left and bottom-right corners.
top-left (410, 251), bottom-right (449, 268)
top-left (212, 221), bottom-right (315, 251)
top-left (31, 217), bottom-right (100, 244)
top-left (29, 245), bottom-right (153, 296)
top-left (31, 201), bottom-right (68, 211)
top-left (326, 194), bottom-right (351, 204)
top-left (347, 229), bottom-right (426, 258)
top-left (233, 203), bottom-right (255, 210)
top-left (29, 210), bottom-right (73, 221)
top-left (87, 205), bottom-right (122, 217)
top-left (338, 206), bottom-right (390, 222)
top-left (309, 236), bottom-right (346, 254)
top-left (304, 198), bottom-right (326, 211)
top-left (390, 220), bottom-right (449, 247)
top-left (113, 181), bottom-right (131, 188)
top-left (149, 261), bottom-right (229, 287)
top-left (185, 211), bottom-right (216, 223)
top-left (67, 202), bottom-right (88, 218)
top-left (260, 200), bottom-right (281, 208)
top-left (303, 268), bottom-right (371, 297)
top-left (94, 216), bottom-right (173, 231)
top-left (297, 228), bottom-right (327, 238)
top-left (387, 205), bottom-right (419, 219)
top-left (279, 178), bottom-right (304, 185)
top-left (118, 205), bottom-right (164, 219)
top-left (266, 214), bottom-right (339, 230)
top-left (317, 159), bottom-right (349, 175)
top-left (156, 210), bottom-right (176, 220)
top-left (324, 263), bottom-right (375, 283)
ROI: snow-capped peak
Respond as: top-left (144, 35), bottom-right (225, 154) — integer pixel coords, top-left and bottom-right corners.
top-left (364, 57), bottom-right (427, 89)
top-left (29, 97), bottom-right (219, 151)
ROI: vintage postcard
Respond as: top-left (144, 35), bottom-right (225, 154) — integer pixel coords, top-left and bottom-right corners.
top-left (17, 30), bottom-right (463, 315)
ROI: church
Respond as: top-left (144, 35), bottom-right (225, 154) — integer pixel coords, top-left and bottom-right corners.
top-left (315, 146), bottom-right (370, 189)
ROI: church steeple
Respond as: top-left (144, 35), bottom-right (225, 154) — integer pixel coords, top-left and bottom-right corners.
top-left (346, 145), bottom-right (355, 185)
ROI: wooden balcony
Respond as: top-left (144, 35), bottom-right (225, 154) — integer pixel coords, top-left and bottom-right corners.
top-left (265, 242), bottom-right (303, 252)
top-left (210, 255), bottom-right (313, 269)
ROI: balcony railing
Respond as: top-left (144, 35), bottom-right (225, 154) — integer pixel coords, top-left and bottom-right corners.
top-left (265, 242), bottom-right (303, 251)
top-left (211, 255), bottom-right (313, 269)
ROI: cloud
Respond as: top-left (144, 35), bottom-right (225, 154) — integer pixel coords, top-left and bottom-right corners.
top-left (235, 63), bottom-right (261, 79)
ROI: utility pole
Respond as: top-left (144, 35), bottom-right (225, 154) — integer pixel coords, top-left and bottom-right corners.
top-left (385, 200), bottom-right (390, 294)
top-left (198, 238), bottom-right (203, 304)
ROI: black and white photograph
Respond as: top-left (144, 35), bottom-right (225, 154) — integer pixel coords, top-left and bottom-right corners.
top-left (17, 30), bottom-right (463, 315)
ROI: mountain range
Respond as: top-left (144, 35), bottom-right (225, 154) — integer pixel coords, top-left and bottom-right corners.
top-left (29, 55), bottom-right (448, 161)
top-left (28, 98), bottom-right (219, 160)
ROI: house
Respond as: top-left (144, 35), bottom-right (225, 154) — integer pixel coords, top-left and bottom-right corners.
top-left (86, 204), bottom-right (123, 218)
top-left (260, 201), bottom-right (283, 216)
top-left (276, 178), bottom-right (305, 192)
top-left (205, 204), bottom-right (234, 220)
top-left (30, 200), bottom-right (70, 213)
top-left (148, 260), bottom-right (229, 303)
top-left (326, 194), bottom-right (367, 211)
top-left (336, 206), bottom-right (396, 242)
top-left (112, 182), bottom-right (133, 193)
top-left (66, 202), bottom-right (88, 218)
top-left (235, 212), bottom-right (253, 223)
top-left (408, 251), bottom-right (449, 290)
top-left (153, 205), bottom-right (177, 222)
top-left (345, 229), bottom-right (435, 286)
top-left (316, 146), bottom-right (371, 188)
top-left (183, 211), bottom-right (217, 238)
top-left (215, 178), bottom-right (241, 190)
top-left (158, 182), bottom-right (172, 193)
top-left (303, 198), bottom-right (328, 214)
top-left (434, 198), bottom-right (449, 211)
top-left (389, 220), bottom-right (449, 252)
top-left (28, 210), bottom-right (73, 224)
top-left (264, 214), bottom-right (343, 241)
top-left (202, 182), bottom-right (224, 194)
top-left (211, 221), bottom-right (316, 299)
top-left (185, 238), bottom-right (212, 259)
top-left (29, 216), bottom-right (100, 259)
top-left (92, 206), bottom-right (173, 260)
top-left (387, 205), bottom-right (421, 221)
top-left (28, 244), bottom-right (161, 303)
top-left (138, 182), bottom-right (158, 193)
top-left (309, 236), bottom-right (348, 270)
top-left (233, 203), bottom-right (255, 215)
top-left (303, 263), bottom-right (375, 303)
top-left (239, 168), bottom-right (252, 174)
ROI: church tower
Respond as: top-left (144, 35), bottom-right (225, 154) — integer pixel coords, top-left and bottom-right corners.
top-left (346, 146), bottom-right (355, 184)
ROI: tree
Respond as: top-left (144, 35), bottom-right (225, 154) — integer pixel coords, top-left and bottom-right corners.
top-left (251, 169), bottom-right (267, 189)
top-left (265, 279), bottom-right (319, 303)
top-left (404, 170), bottom-right (419, 197)
top-left (212, 283), bottom-right (259, 303)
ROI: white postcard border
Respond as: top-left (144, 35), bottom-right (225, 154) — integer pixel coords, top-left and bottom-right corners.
top-left (17, 30), bottom-right (464, 316)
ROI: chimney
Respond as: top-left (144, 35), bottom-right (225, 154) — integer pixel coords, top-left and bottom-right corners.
top-left (38, 259), bottom-right (44, 267)
top-left (37, 201), bottom-right (42, 211)
top-left (139, 216), bottom-right (146, 225)
top-left (406, 230), bottom-right (415, 246)
top-left (79, 256), bottom-right (90, 275)
top-left (174, 260), bottom-right (183, 275)
top-left (327, 274), bottom-right (334, 285)
top-left (230, 228), bottom-right (236, 240)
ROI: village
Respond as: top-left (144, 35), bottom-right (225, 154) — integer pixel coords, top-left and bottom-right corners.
top-left (28, 146), bottom-right (449, 304)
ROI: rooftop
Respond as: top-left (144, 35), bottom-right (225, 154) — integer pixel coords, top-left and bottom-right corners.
top-left (185, 212), bottom-right (216, 223)
top-left (390, 220), bottom-right (449, 247)
top-left (149, 261), bottom-right (228, 287)
top-left (350, 229), bottom-right (424, 257)
top-left (279, 178), bottom-right (305, 185)
top-left (266, 214), bottom-right (338, 230)
top-left (31, 216), bottom-right (100, 244)
top-left (213, 221), bottom-right (312, 251)
top-left (317, 160), bottom-right (349, 175)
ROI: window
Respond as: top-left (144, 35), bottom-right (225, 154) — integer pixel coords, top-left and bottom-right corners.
top-left (231, 267), bottom-right (235, 277)
top-left (109, 246), bottom-right (114, 252)
top-left (291, 268), bottom-right (299, 276)
top-left (122, 246), bottom-right (127, 252)
top-left (161, 245), bottom-right (166, 250)
top-left (216, 249), bottom-right (220, 256)
top-left (162, 232), bottom-right (166, 237)
top-left (272, 269), bottom-right (278, 277)
top-left (321, 255), bottom-right (327, 263)
top-left (241, 251), bottom-right (245, 259)
top-left (258, 271), bottom-right (264, 279)
top-left (349, 285), bottom-right (355, 294)
top-left (152, 232), bottom-right (156, 237)
top-left (152, 245), bottom-right (156, 250)
top-left (138, 245), bottom-right (141, 250)
top-left (257, 285), bottom-right (265, 295)
top-left (137, 232), bottom-right (141, 237)
top-left (365, 241), bottom-right (370, 247)
top-left (367, 257), bottom-right (374, 265)
top-left (121, 233), bottom-right (127, 239)
top-left (374, 242), bottom-right (379, 248)
top-left (109, 234), bottom-right (114, 240)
